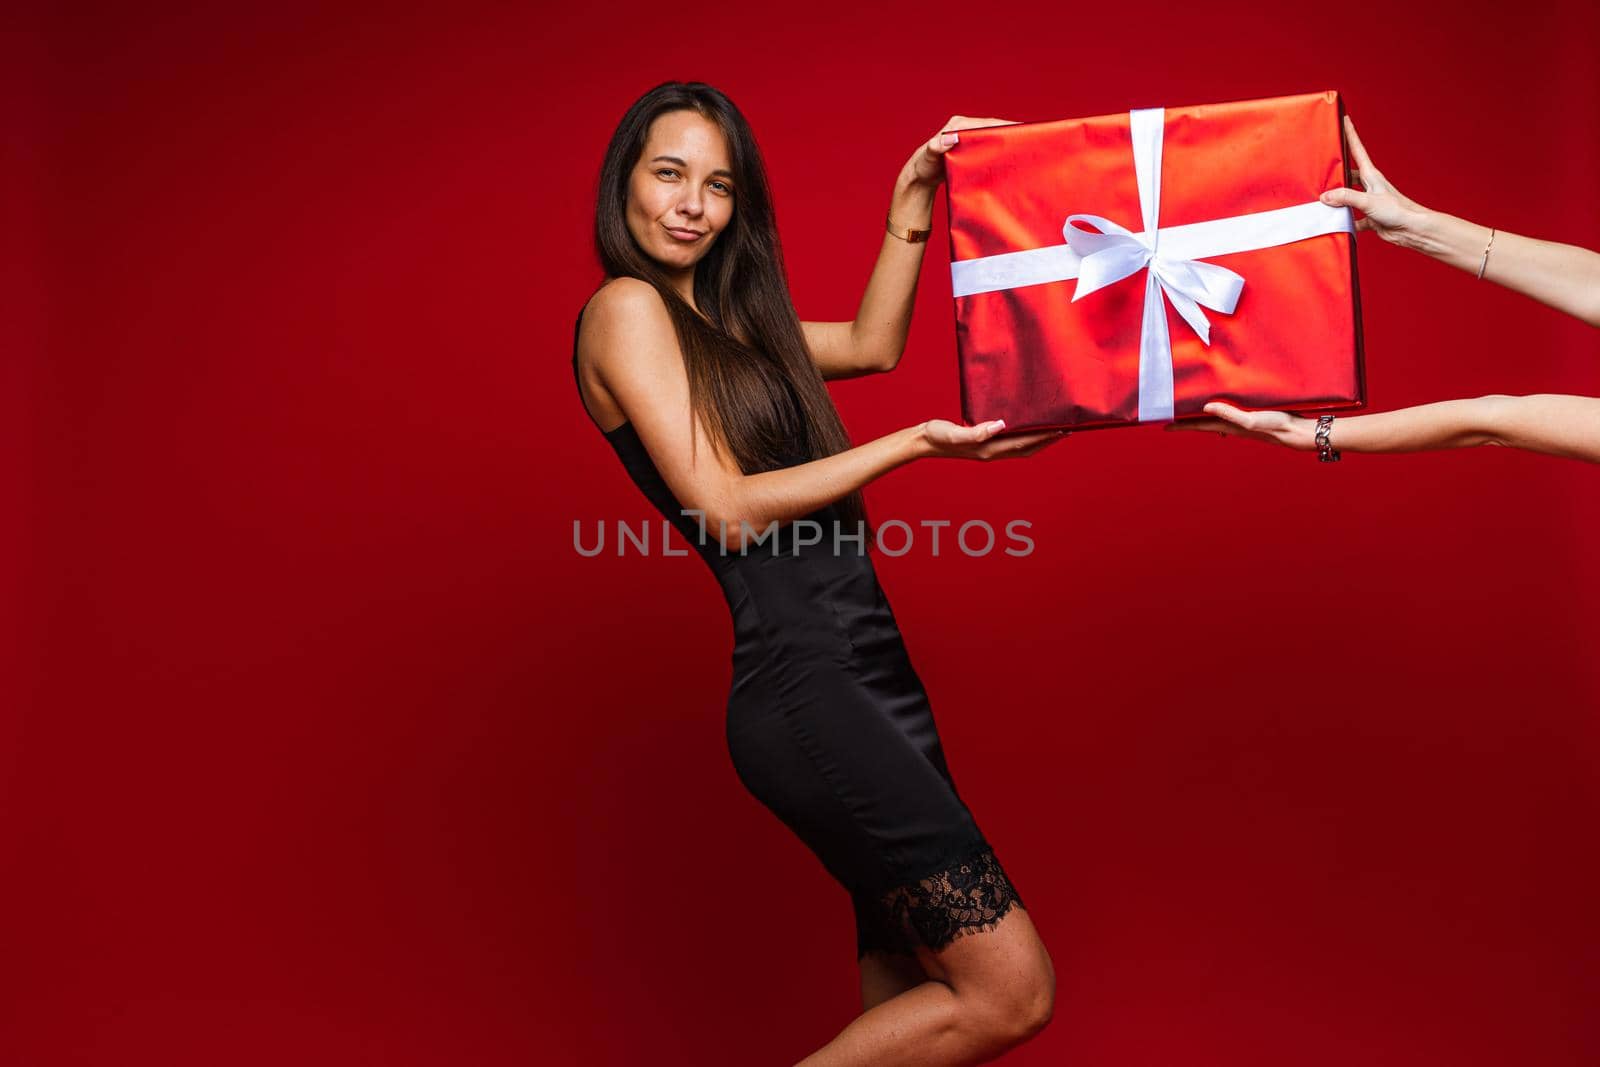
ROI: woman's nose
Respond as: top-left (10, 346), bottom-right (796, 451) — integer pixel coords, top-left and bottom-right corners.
top-left (675, 190), bottom-right (703, 217)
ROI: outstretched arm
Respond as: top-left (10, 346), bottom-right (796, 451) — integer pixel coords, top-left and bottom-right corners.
top-left (1173, 395), bottom-right (1600, 464)
top-left (1323, 116), bottom-right (1600, 327)
top-left (582, 278), bottom-right (1066, 548)
top-left (804, 115), bottom-right (1019, 379)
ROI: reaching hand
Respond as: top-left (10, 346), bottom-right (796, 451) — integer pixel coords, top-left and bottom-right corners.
top-left (922, 418), bottom-right (1069, 460)
top-left (1319, 116), bottom-right (1431, 248)
top-left (1166, 402), bottom-right (1317, 450)
top-left (903, 115), bottom-right (1021, 189)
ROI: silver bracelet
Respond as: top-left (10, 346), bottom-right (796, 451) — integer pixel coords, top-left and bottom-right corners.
top-left (1476, 227), bottom-right (1497, 281)
top-left (1315, 415), bottom-right (1341, 463)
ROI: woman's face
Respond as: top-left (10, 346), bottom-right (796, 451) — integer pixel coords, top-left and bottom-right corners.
top-left (625, 110), bottom-right (736, 274)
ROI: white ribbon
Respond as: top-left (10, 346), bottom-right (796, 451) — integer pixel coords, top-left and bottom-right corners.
top-left (950, 107), bottom-right (1355, 421)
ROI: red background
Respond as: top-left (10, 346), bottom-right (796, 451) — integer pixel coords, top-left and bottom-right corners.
top-left (10, 2), bottom-right (1599, 1064)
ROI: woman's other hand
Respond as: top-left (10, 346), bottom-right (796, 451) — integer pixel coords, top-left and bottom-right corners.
top-left (921, 418), bottom-right (1068, 460)
top-left (1166, 402), bottom-right (1317, 450)
top-left (902, 115), bottom-right (1020, 189)
top-left (1320, 116), bottom-right (1431, 248)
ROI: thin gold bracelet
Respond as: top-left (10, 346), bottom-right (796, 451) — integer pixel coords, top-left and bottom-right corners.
top-left (886, 213), bottom-right (931, 243)
top-left (1476, 227), bottom-right (1497, 280)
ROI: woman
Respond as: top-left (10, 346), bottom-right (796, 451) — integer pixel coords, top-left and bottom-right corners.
top-left (572, 82), bottom-right (1065, 1064)
top-left (1174, 116), bottom-right (1600, 461)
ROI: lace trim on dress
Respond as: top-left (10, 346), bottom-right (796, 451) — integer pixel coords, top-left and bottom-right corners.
top-left (856, 841), bottom-right (1025, 959)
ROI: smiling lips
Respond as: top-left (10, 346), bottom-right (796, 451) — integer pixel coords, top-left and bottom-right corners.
top-left (665, 226), bottom-right (704, 242)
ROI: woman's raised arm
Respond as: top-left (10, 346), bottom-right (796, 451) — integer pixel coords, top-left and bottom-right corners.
top-left (582, 278), bottom-right (1066, 548)
top-left (803, 116), bottom-right (1019, 380)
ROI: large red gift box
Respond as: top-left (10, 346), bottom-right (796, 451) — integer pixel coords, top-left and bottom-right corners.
top-left (943, 90), bottom-right (1366, 431)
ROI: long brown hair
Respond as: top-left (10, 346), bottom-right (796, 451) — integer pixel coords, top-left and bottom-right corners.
top-left (592, 81), bottom-right (870, 541)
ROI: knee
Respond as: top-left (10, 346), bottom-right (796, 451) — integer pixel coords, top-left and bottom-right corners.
top-left (1018, 946), bottom-right (1057, 1039)
top-left (969, 962), bottom-right (1055, 1047)
top-left (1014, 973), bottom-right (1056, 1041)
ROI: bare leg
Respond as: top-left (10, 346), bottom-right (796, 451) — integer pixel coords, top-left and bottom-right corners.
top-left (858, 949), bottom-right (928, 1012)
top-left (797, 904), bottom-right (1054, 1067)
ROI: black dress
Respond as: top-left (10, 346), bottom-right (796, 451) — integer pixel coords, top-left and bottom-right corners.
top-left (573, 310), bottom-right (1025, 960)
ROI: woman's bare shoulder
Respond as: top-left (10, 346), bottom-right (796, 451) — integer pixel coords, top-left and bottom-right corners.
top-left (578, 277), bottom-right (680, 375)
top-left (582, 277), bottom-right (668, 332)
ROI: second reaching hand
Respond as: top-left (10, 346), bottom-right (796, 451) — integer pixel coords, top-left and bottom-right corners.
top-left (1321, 115), bottom-right (1600, 328)
top-left (1169, 396), bottom-right (1600, 465)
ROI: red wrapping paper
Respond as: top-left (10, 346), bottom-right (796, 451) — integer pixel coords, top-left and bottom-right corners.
top-left (944, 90), bottom-right (1366, 431)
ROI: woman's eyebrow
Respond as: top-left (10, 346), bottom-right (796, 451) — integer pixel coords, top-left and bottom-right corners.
top-left (649, 154), bottom-right (734, 179)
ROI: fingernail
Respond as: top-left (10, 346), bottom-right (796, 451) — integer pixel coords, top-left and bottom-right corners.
top-left (990, 419), bottom-right (1005, 431)
top-left (941, 132), bottom-right (959, 147)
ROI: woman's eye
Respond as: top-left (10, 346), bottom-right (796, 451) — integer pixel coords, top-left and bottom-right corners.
top-left (655, 168), bottom-right (730, 194)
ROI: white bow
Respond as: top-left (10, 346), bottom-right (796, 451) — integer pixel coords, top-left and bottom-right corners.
top-left (1062, 213), bottom-right (1245, 346)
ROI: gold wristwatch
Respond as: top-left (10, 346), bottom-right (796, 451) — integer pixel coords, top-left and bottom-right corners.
top-left (885, 213), bottom-right (931, 243)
